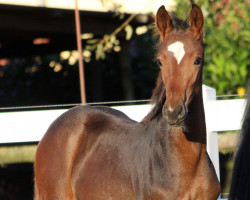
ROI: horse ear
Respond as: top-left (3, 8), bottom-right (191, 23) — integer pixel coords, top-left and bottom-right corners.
top-left (190, 4), bottom-right (204, 40)
top-left (156, 5), bottom-right (173, 40)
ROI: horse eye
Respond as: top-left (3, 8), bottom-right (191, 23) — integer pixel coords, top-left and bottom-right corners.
top-left (156, 59), bottom-right (162, 67)
top-left (194, 57), bottom-right (203, 65)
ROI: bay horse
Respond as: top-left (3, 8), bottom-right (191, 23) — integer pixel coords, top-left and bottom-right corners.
top-left (229, 86), bottom-right (250, 200)
top-left (34, 4), bottom-right (221, 200)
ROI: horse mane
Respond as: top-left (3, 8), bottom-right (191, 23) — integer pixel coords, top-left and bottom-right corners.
top-left (170, 14), bottom-right (190, 31)
top-left (141, 14), bottom-right (189, 125)
top-left (230, 86), bottom-right (250, 199)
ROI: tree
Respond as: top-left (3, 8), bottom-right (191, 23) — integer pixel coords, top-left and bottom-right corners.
top-left (175, 0), bottom-right (249, 95)
top-left (84, 0), bottom-right (250, 96)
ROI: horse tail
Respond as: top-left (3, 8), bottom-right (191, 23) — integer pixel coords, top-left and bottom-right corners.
top-left (229, 85), bottom-right (250, 200)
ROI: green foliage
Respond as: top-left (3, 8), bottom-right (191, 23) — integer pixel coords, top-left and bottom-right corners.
top-left (175, 0), bottom-right (250, 95)
top-left (82, 0), bottom-right (152, 61)
top-left (82, 0), bottom-right (131, 61)
top-left (84, 34), bottom-right (122, 60)
top-left (85, 0), bottom-right (249, 95)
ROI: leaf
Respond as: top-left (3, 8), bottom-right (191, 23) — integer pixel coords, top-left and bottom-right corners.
top-left (136, 26), bottom-right (148, 35)
top-left (125, 25), bottom-right (133, 40)
top-left (119, 13), bottom-right (125, 20)
top-left (86, 39), bottom-right (99, 44)
top-left (110, 35), bottom-right (116, 44)
top-left (239, 63), bottom-right (248, 77)
top-left (96, 44), bottom-right (105, 60)
top-left (239, 50), bottom-right (249, 60)
top-left (85, 44), bottom-right (97, 51)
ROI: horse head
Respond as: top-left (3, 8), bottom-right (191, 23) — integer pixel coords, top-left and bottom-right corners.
top-left (156, 4), bottom-right (204, 126)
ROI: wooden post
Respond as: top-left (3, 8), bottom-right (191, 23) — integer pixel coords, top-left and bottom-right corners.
top-left (75, 0), bottom-right (86, 104)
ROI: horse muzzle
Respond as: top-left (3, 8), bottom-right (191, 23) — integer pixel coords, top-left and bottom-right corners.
top-left (162, 104), bottom-right (186, 126)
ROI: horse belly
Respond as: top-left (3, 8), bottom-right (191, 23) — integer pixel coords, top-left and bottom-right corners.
top-left (73, 176), bottom-right (135, 200)
top-left (71, 146), bottom-right (135, 200)
top-left (72, 158), bottom-right (135, 200)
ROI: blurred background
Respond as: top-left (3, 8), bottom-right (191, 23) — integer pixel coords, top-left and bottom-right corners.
top-left (0, 0), bottom-right (249, 199)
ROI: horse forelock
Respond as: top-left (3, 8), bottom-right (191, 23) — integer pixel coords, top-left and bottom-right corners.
top-left (153, 13), bottom-right (190, 49)
top-left (171, 13), bottom-right (190, 31)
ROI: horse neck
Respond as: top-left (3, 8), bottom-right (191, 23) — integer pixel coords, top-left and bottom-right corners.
top-left (184, 87), bottom-right (207, 144)
top-left (162, 87), bottom-right (207, 168)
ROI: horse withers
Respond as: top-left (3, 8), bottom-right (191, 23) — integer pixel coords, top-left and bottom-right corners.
top-left (34, 4), bottom-right (221, 200)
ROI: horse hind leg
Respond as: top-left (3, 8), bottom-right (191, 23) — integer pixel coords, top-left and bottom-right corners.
top-left (34, 148), bottom-right (76, 200)
top-left (34, 106), bottom-right (98, 199)
top-left (34, 142), bottom-right (81, 199)
top-left (34, 178), bottom-right (38, 200)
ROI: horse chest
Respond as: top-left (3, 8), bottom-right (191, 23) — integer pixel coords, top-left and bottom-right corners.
top-left (138, 154), bottom-right (220, 200)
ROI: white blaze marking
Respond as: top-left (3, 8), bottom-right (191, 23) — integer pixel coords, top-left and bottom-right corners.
top-left (168, 41), bottom-right (185, 64)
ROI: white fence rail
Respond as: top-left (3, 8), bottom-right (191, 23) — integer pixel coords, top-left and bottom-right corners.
top-left (0, 85), bottom-right (246, 190)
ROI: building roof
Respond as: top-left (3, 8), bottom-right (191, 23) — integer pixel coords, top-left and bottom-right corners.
top-left (0, 0), bottom-right (176, 14)
top-left (0, 3), bottom-right (153, 58)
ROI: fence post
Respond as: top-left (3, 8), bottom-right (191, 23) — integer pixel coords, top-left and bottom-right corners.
top-left (202, 85), bottom-right (220, 181)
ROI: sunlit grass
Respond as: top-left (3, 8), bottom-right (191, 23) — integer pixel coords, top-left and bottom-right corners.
top-left (0, 145), bottom-right (37, 165)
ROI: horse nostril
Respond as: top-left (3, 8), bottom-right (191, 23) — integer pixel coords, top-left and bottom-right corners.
top-left (177, 105), bottom-right (185, 119)
top-left (178, 106), bottom-right (183, 115)
top-left (162, 104), bottom-right (186, 125)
